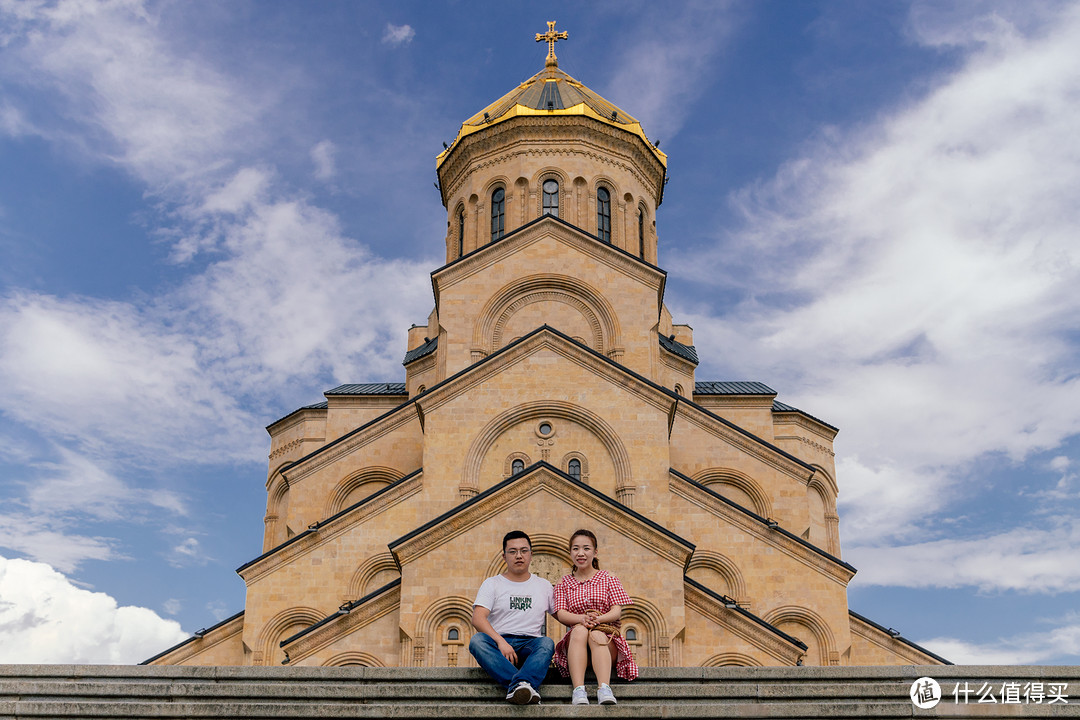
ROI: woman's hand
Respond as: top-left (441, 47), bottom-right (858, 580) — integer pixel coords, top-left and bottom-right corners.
top-left (582, 609), bottom-right (599, 628)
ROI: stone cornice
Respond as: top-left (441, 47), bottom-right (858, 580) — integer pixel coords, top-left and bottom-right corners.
top-left (280, 405), bottom-right (418, 486)
top-left (773, 411), bottom-right (839, 442)
top-left (237, 472), bottom-right (423, 585)
top-left (390, 463), bottom-right (693, 569)
top-left (694, 396), bottom-right (776, 410)
top-left (281, 583), bottom-right (401, 664)
top-left (685, 581), bottom-right (804, 665)
top-left (669, 471), bottom-right (856, 586)
top-left (141, 612), bottom-right (244, 666)
top-left (438, 115), bottom-right (665, 206)
top-left (775, 434), bottom-right (836, 458)
top-left (849, 611), bottom-right (952, 665)
top-left (674, 403), bottom-right (813, 484)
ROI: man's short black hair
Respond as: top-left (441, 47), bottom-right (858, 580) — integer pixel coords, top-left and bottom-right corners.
top-left (502, 530), bottom-right (531, 552)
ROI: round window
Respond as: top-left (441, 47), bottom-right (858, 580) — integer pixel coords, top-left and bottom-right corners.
top-left (539, 422), bottom-right (552, 435)
top-left (543, 179), bottom-right (558, 194)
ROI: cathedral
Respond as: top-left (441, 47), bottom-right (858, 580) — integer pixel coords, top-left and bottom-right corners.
top-left (147, 24), bottom-right (947, 670)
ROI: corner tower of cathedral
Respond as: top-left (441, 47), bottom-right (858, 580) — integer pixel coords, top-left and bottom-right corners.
top-left (146, 23), bottom-right (948, 670)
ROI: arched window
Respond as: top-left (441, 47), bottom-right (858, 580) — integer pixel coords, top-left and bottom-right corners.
top-left (447, 627), bottom-right (459, 641)
top-left (511, 459), bottom-right (525, 475)
top-left (625, 627), bottom-right (638, 642)
top-left (490, 187), bottom-right (505, 242)
top-left (458, 208), bottom-right (465, 257)
top-left (638, 208), bottom-right (645, 259)
top-left (597, 187), bottom-right (611, 243)
top-left (542, 179), bottom-right (559, 217)
top-left (568, 459), bottom-right (581, 481)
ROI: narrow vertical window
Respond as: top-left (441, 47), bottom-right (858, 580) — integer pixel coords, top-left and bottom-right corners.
top-left (638, 208), bottom-right (645, 259)
top-left (512, 459), bottom-right (524, 475)
top-left (568, 459), bottom-right (581, 481)
top-left (490, 187), bottom-right (505, 242)
top-left (597, 187), bottom-right (611, 243)
top-left (458, 208), bottom-right (465, 257)
top-left (542, 179), bottom-right (559, 217)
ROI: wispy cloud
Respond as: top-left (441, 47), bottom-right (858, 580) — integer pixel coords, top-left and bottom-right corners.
top-left (382, 23), bottom-right (415, 47)
top-left (604, 1), bottom-right (738, 142)
top-left (671, 3), bottom-right (1080, 563)
top-left (919, 615), bottom-right (1080, 664)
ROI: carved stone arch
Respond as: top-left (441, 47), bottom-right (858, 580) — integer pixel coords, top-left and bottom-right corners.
top-left (808, 465), bottom-right (840, 556)
top-left (560, 451), bottom-right (589, 484)
top-left (692, 468), bottom-right (773, 519)
top-left (592, 175), bottom-right (617, 244)
top-left (255, 606), bottom-right (322, 666)
top-left (685, 551), bottom-right (748, 603)
top-left (484, 532), bottom-right (572, 583)
top-left (325, 466), bottom-right (404, 518)
top-left (702, 652), bottom-right (762, 667)
top-left (621, 595), bottom-right (670, 667)
top-left (264, 468), bottom-right (292, 551)
top-left (503, 451), bottom-right (532, 479)
top-left (460, 401), bottom-right (633, 504)
top-left (450, 200), bottom-right (466, 259)
top-left (472, 273), bottom-right (622, 356)
top-left (466, 193), bottom-right (479, 254)
top-left (763, 605), bottom-right (837, 666)
top-left (325, 651), bottom-right (385, 667)
top-left (349, 552), bottom-right (401, 599)
top-left (415, 595), bottom-right (475, 667)
top-left (532, 167), bottom-right (570, 219)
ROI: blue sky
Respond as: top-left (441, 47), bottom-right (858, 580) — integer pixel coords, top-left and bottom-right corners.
top-left (1, 0), bottom-right (1079, 665)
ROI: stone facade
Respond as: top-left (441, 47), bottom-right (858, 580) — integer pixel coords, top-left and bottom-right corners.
top-left (147, 39), bottom-right (946, 670)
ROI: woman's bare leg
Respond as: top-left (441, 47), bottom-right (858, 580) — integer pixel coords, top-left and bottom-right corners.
top-left (568, 624), bottom-right (590, 688)
top-left (588, 630), bottom-right (613, 685)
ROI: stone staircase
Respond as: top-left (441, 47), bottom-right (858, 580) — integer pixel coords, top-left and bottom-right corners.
top-left (2, 665), bottom-right (1078, 718)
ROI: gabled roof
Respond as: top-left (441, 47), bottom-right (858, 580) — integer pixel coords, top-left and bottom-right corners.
top-left (388, 462), bottom-right (691, 569)
top-left (685, 577), bottom-right (808, 651)
top-left (138, 610), bottom-right (244, 665)
top-left (772, 400), bottom-right (838, 432)
top-left (280, 324), bottom-right (816, 485)
top-left (850, 609), bottom-right (953, 665)
top-left (280, 579), bottom-right (401, 649)
top-left (402, 336), bottom-right (437, 366)
top-left (659, 333), bottom-right (698, 365)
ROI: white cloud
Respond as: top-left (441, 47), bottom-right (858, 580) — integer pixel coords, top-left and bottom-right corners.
top-left (0, 554), bottom-right (188, 663)
top-left (0, 516), bottom-right (119, 574)
top-left (168, 537), bottom-right (206, 568)
top-left (919, 618), bottom-right (1080, 665)
top-left (162, 598), bottom-right (182, 616)
top-left (382, 23), bottom-right (415, 47)
top-left (0, 0), bottom-right (259, 188)
top-left (311, 139), bottom-right (336, 181)
top-left (848, 517), bottom-right (1080, 593)
top-left (672, 3), bottom-right (1080, 552)
top-left (605, 1), bottom-right (737, 142)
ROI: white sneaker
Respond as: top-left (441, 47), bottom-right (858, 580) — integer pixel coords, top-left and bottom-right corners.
top-left (572, 685), bottom-right (589, 705)
top-left (507, 681), bottom-right (538, 705)
top-left (597, 683), bottom-right (617, 705)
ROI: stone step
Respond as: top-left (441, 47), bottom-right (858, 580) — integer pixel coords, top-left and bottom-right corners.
top-left (1, 665), bottom-right (1078, 718)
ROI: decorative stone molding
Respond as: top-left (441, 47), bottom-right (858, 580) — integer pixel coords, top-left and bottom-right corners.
top-left (281, 585), bottom-right (401, 665)
top-left (776, 433), bottom-right (836, 458)
top-left (324, 466), bottom-right (406, 518)
top-left (685, 583), bottom-right (803, 666)
top-left (239, 472), bottom-right (423, 584)
top-left (691, 467), bottom-right (774, 519)
top-left (391, 465), bottom-right (692, 570)
top-left (669, 472), bottom-right (855, 586)
top-left (762, 605), bottom-right (839, 667)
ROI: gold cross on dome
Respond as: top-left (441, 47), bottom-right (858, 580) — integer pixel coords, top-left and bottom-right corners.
top-left (535, 20), bottom-right (568, 68)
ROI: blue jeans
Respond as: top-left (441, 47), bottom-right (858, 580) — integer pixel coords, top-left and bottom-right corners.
top-left (469, 632), bottom-right (555, 691)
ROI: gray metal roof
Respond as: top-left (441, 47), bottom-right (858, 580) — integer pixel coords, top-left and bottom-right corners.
top-left (772, 400), bottom-right (837, 431)
top-left (658, 333), bottom-right (698, 365)
top-left (325, 383), bottom-right (407, 395)
top-left (694, 381), bottom-right (777, 395)
top-left (402, 336), bottom-right (438, 366)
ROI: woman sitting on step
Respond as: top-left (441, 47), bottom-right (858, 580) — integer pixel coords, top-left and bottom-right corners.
top-left (552, 529), bottom-right (638, 705)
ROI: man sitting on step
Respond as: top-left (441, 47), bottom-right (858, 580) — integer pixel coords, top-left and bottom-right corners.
top-left (470, 530), bottom-right (557, 704)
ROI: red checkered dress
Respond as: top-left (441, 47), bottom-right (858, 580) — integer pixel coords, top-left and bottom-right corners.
top-left (552, 569), bottom-right (638, 681)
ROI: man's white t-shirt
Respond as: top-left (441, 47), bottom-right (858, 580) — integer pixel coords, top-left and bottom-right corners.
top-left (474, 573), bottom-right (555, 637)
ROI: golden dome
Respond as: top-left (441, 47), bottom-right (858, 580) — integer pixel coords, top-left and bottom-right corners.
top-left (436, 64), bottom-right (667, 171)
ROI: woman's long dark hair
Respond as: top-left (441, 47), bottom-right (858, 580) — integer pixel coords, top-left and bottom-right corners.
top-left (569, 529), bottom-right (600, 570)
